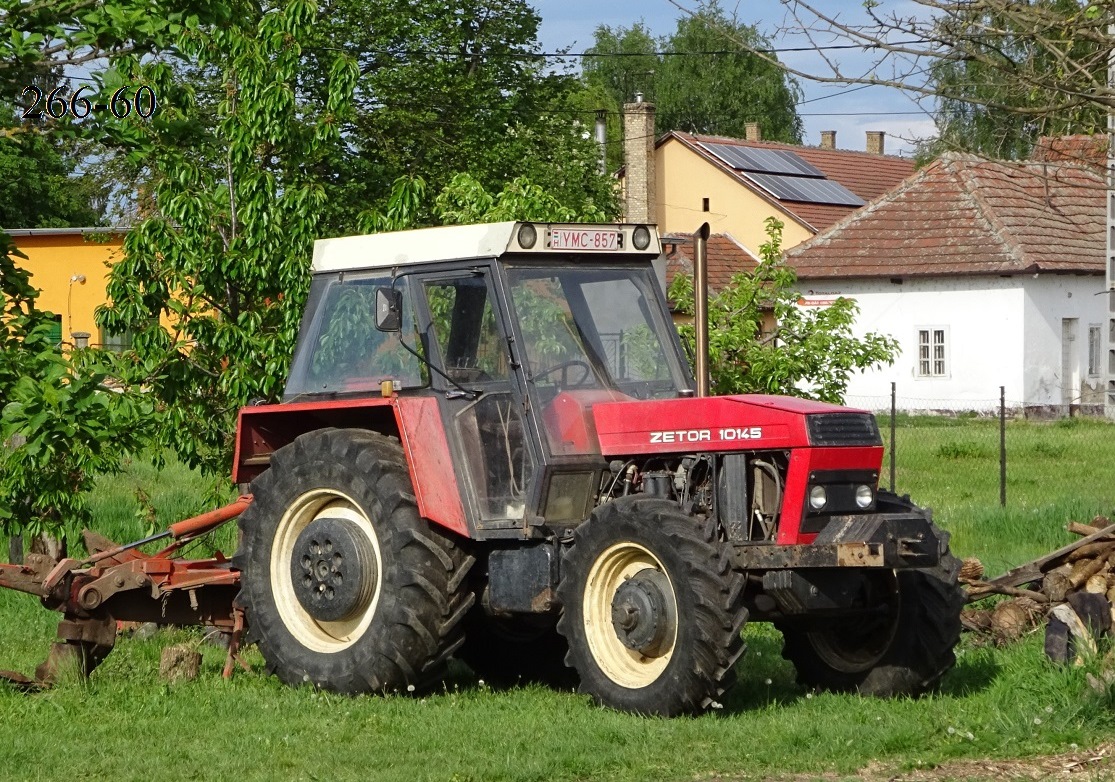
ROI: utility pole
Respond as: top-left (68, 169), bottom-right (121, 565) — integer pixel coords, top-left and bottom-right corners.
top-left (1106, 21), bottom-right (1115, 418)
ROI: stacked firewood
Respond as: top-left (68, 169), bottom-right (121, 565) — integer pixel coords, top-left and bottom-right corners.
top-left (961, 517), bottom-right (1115, 663)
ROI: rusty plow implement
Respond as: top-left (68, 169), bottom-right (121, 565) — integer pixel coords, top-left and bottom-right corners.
top-left (0, 496), bottom-right (252, 690)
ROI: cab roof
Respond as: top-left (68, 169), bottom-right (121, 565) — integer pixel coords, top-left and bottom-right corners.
top-left (311, 222), bottom-right (661, 273)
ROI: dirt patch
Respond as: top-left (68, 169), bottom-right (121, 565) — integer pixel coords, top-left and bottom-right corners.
top-left (709, 743), bottom-right (1115, 781)
top-left (877, 743), bottom-right (1115, 781)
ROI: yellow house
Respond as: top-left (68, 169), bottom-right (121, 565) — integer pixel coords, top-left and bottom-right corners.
top-left (620, 102), bottom-right (915, 257)
top-left (8, 227), bottom-right (127, 349)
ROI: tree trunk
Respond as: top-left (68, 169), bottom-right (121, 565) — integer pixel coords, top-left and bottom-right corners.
top-left (29, 533), bottom-right (66, 561)
top-left (7, 534), bottom-right (22, 564)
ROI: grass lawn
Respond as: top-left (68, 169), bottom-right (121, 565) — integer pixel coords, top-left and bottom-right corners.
top-left (3, 419), bottom-right (1115, 781)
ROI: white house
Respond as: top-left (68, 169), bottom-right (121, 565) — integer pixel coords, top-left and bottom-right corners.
top-left (784, 151), bottom-right (1106, 414)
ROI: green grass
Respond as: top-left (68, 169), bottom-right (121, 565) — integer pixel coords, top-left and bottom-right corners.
top-left (881, 416), bottom-right (1115, 574)
top-left (4, 421), bottom-right (1115, 781)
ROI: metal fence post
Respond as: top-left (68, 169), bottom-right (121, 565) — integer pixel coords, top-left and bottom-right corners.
top-left (1000, 385), bottom-right (1007, 507)
top-left (889, 381), bottom-right (896, 493)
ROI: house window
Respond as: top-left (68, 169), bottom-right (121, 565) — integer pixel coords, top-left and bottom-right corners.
top-left (1089, 324), bottom-right (1102, 376)
top-left (99, 326), bottom-right (134, 353)
top-left (47, 314), bottom-right (62, 346)
top-left (916, 327), bottom-right (948, 377)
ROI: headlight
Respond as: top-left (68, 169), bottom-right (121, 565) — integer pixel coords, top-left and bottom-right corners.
top-left (517, 223), bottom-right (537, 249)
top-left (632, 224), bottom-right (651, 251)
top-left (855, 484), bottom-right (874, 509)
top-left (808, 485), bottom-right (827, 510)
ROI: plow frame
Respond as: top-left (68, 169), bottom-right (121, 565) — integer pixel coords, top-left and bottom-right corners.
top-left (0, 496), bottom-right (252, 688)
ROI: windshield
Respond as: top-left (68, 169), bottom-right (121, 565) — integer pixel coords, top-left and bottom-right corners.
top-left (285, 274), bottom-right (425, 398)
top-left (505, 265), bottom-right (684, 400)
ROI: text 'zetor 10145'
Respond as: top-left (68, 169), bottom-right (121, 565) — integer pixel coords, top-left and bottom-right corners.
top-left (649, 427), bottom-right (763, 444)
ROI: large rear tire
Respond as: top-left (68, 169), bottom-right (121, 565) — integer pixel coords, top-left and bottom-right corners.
top-left (557, 497), bottom-right (747, 716)
top-left (779, 498), bottom-right (963, 696)
top-left (234, 428), bottom-right (474, 694)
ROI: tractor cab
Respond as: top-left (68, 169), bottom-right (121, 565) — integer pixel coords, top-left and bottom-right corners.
top-left (281, 222), bottom-right (686, 536)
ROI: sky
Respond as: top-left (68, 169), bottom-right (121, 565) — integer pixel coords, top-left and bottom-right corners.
top-left (533, 0), bottom-right (936, 157)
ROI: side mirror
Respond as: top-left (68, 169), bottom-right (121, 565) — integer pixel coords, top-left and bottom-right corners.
top-left (375, 287), bottom-right (402, 332)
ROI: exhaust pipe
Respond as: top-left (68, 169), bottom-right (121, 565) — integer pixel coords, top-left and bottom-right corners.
top-left (694, 222), bottom-right (710, 397)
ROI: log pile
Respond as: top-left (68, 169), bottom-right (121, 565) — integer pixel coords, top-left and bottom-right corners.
top-left (961, 517), bottom-right (1115, 662)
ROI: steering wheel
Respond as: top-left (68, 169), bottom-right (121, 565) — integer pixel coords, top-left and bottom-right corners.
top-left (532, 359), bottom-right (592, 386)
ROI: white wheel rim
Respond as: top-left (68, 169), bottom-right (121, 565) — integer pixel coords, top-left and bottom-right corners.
top-left (271, 489), bottom-right (383, 654)
top-left (583, 541), bottom-right (677, 689)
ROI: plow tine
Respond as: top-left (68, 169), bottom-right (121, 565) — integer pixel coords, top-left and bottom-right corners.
top-left (0, 670), bottom-right (45, 692)
top-left (0, 616), bottom-right (117, 692)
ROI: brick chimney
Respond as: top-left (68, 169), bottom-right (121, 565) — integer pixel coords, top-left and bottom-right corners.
top-left (820, 130), bottom-right (836, 150)
top-left (623, 97), bottom-right (657, 224)
top-left (745, 122), bottom-right (761, 142)
top-left (866, 130), bottom-right (885, 155)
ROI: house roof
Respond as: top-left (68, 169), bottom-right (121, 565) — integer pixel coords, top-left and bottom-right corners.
top-left (784, 153), bottom-right (1105, 280)
top-left (1033, 134), bottom-right (1107, 169)
top-left (661, 232), bottom-right (758, 292)
top-left (664, 131), bottom-right (916, 233)
top-left (5, 227), bottom-right (121, 236)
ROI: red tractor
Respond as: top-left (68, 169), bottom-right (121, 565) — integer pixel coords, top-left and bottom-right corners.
top-left (1, 222), bottom-right (963, 716)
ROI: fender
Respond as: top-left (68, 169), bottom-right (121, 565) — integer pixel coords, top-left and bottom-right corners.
top-left (232, 396), bottom-right (468, 537)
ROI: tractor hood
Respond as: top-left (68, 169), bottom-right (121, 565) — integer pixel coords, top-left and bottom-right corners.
top-left (591, 394), bottom-right (881, 456)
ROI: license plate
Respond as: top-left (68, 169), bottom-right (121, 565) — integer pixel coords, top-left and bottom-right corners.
top-left (549, 228), bottom-right (622, 251)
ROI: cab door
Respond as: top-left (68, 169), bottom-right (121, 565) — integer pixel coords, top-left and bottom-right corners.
top-left (416, 267), bottom-right (538, 535)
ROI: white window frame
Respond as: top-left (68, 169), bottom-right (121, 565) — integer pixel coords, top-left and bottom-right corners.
top-left (1088, 323), bottom-right (1102, 377)
top-left (915, 326), bottom-right (949, 378)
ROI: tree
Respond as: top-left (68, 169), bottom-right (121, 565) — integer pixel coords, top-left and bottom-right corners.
top-left (0, 112), bottom-right (106, 227)
top-left (0, 0), bottom-right (227, 100)
top-left (366, 171), bottom-right (609, 233)
top-left (584, 1), bottom-right (804, 158)
top-left (309, 0), bottom-right (618, 230)
top-left (6, 0), bottom-right (617, 479)
top-left (919, 0), bottom-right (1104, 159)
top-left (665, 0), bottom-right (1112, 158)
top-left (669, 218), bottom-right (898, 402)
top-left (0, 232), bottom-right (152, 542)
top-left (93, 0), bottom-right (360, 475)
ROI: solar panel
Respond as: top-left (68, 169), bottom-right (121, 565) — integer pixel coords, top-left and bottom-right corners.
top-left (745, 172), bottom-right (866, 207)
top-left (695, 140), bottom-right (865, 206)
top-left (699, 142), bottom-right (824, 177)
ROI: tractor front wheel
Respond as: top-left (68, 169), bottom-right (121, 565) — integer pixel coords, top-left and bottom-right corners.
top-left (557, 497), bottom-right (747, 716)
top-left (234, 428), bottom-right (474, 694)
top-left (779, 516), bottom-right (963, 696)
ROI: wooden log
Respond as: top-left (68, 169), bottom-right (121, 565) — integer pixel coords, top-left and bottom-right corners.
top-left (1066, 541), bottom-right (1115, 563)
top-left (1065, 522), bottom-right (1101, 539)
top-left (1042, 570), bottom-right (1073, 602)
top-left (991, 600), bottom-right (1031, 644)
top-left (959, 557), bottom-right (984, 581)
top-left (965, 581), bottom-right (1049, 604)
top-left (1069, 521), bottom-right (1103, 537)
top-left (984, 523), bottom-right (1115, 590)
top-left (1070, 551), bottom-right (1115, 591)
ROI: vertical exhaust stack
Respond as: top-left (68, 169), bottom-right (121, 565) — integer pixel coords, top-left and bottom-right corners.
top-left (694, 222), bottom-right (711, 397)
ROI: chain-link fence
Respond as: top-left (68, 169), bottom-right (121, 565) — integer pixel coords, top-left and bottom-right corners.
top-left (844, 385), bottom-right (1115, 515)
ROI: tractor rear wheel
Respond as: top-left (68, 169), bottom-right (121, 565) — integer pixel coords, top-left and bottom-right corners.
top-left (779, 499), bottom-right (963, 696)
top-left (557, 497), bottom-right (747, 716)
top-left (234, 428), bottom-right (474, 694)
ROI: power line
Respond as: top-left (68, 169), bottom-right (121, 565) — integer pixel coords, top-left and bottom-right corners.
top-left (324, 40), bottom-right (925, 60)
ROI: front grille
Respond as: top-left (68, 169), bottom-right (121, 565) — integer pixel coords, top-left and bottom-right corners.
top-left (806, 413), bottom-right (882, 447)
